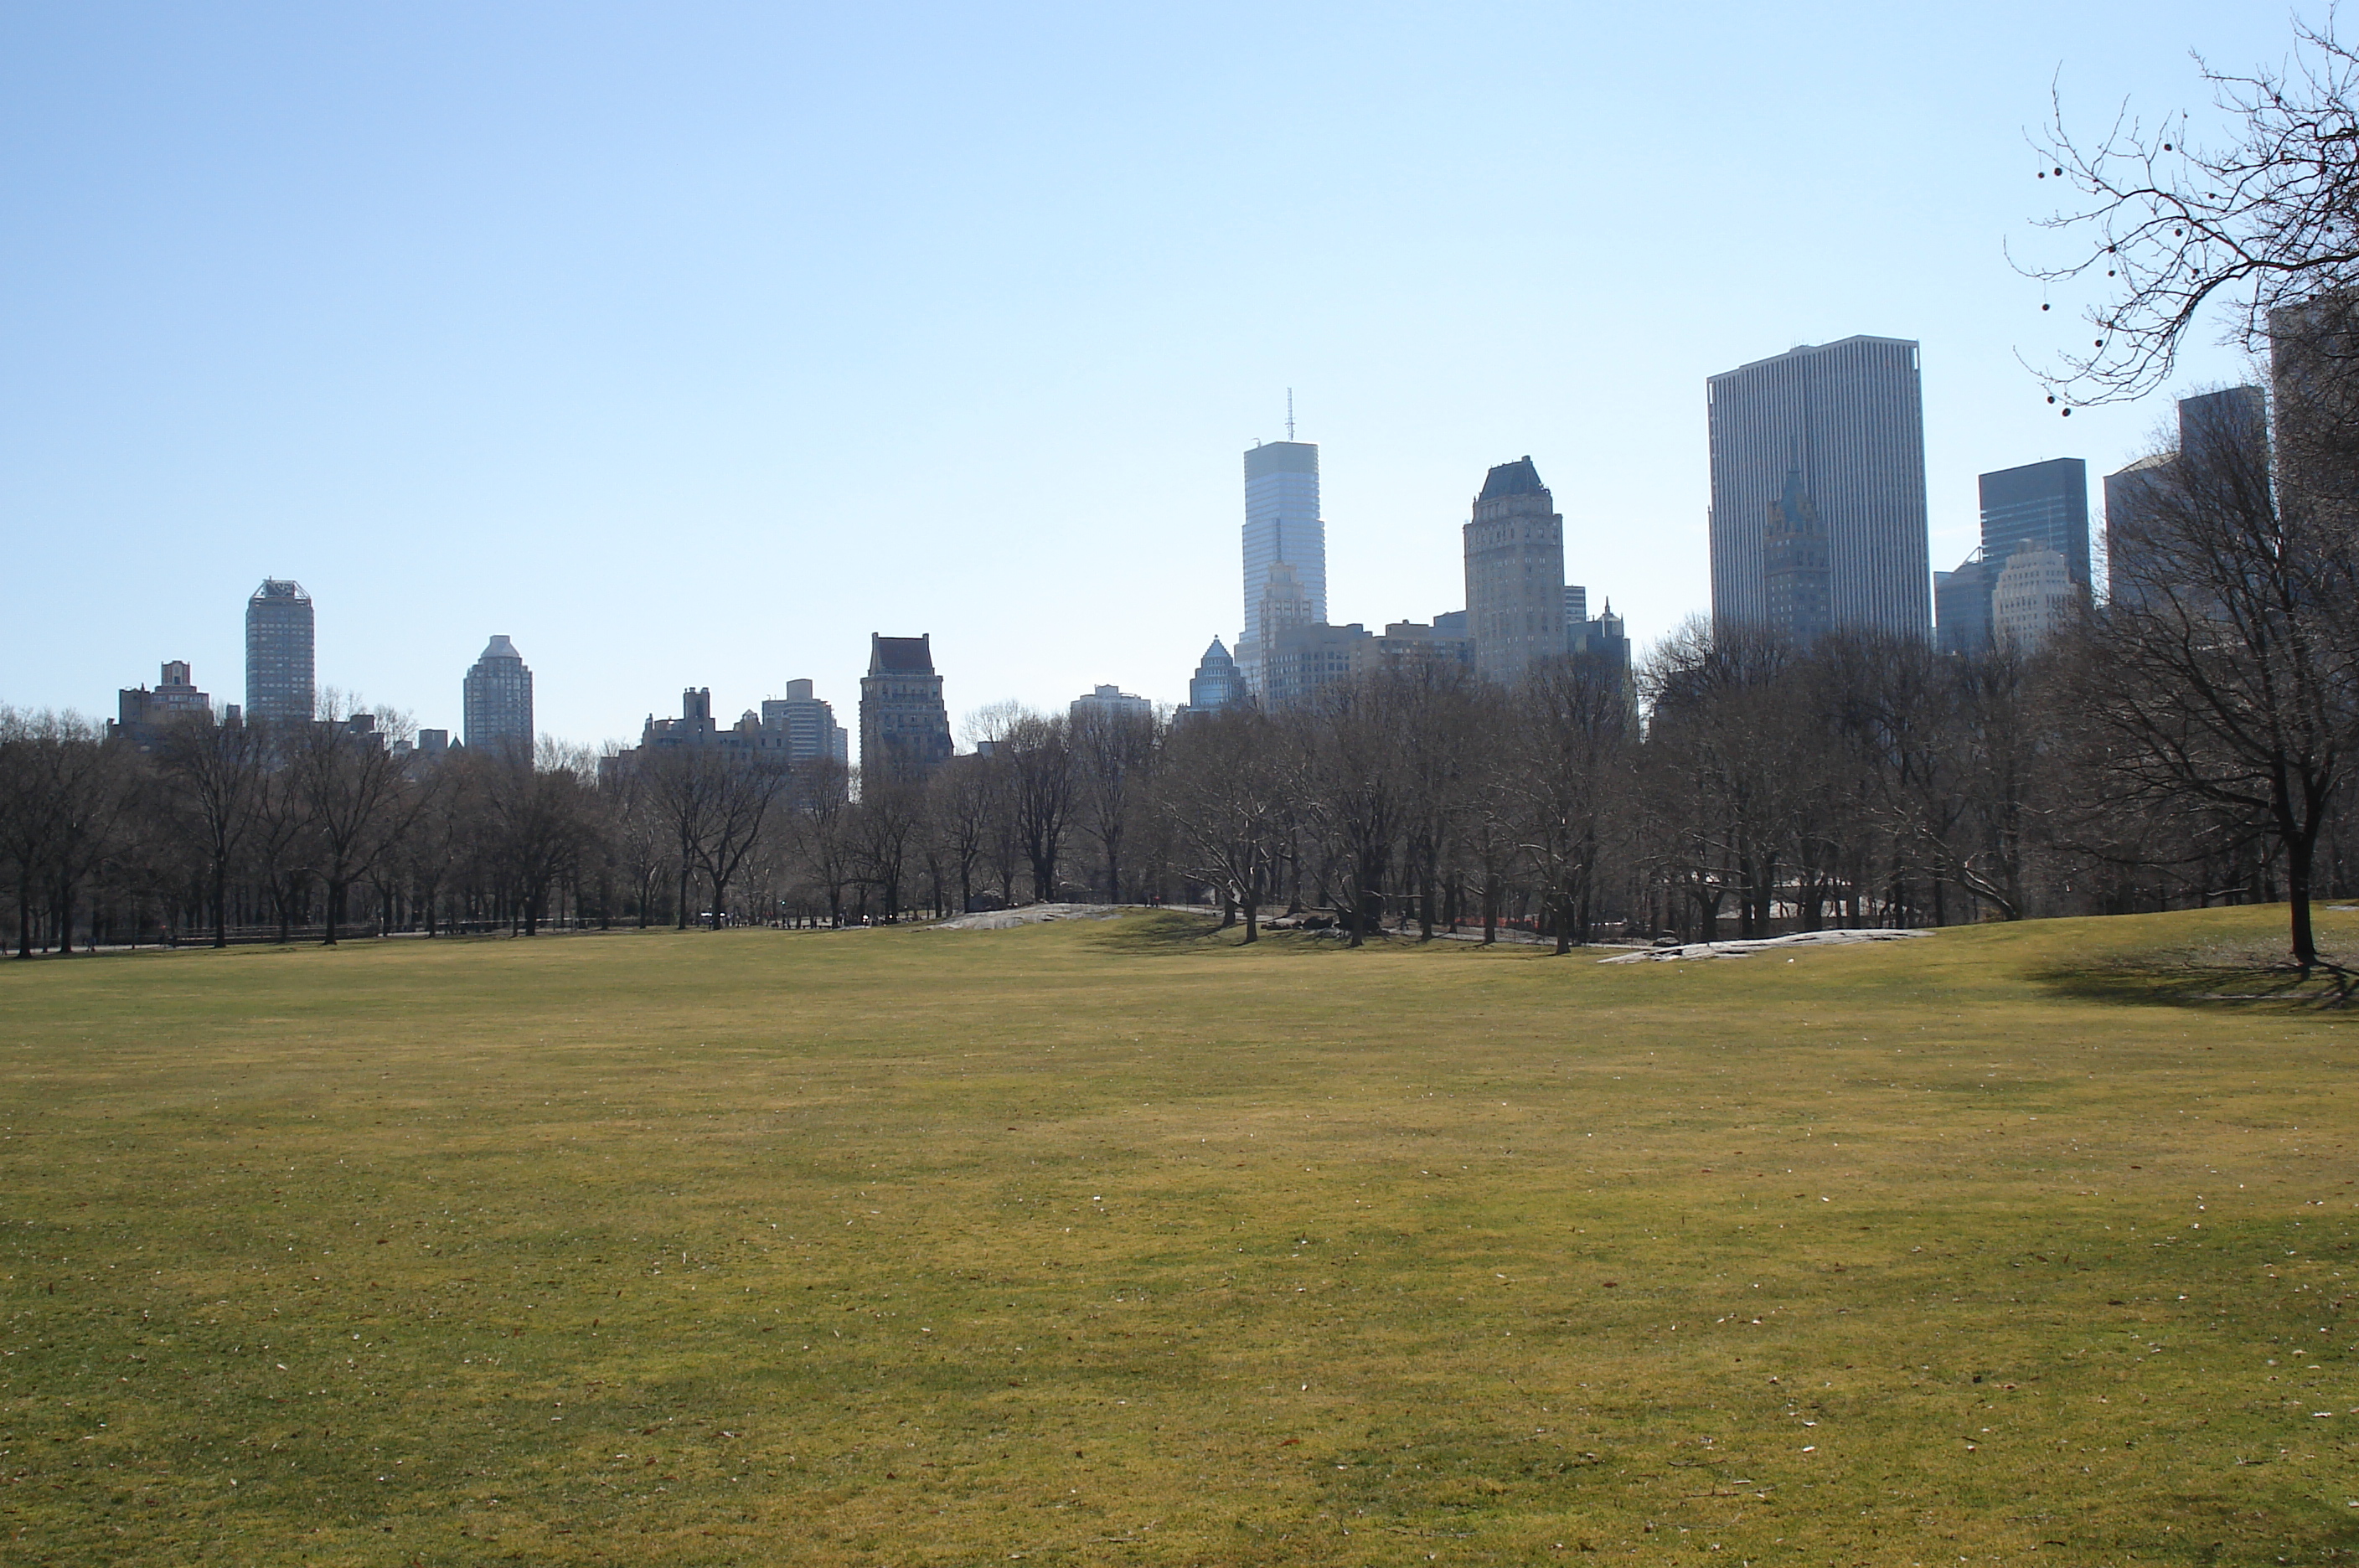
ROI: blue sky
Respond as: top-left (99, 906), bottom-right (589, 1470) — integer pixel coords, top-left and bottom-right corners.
top-left (1, 0), bottom-right (2283, 745)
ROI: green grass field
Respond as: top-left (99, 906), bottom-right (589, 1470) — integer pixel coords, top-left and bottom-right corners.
top-left (3, 907), bottom-right (2356, 1566)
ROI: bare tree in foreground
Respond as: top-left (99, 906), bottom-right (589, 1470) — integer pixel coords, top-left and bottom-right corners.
top-left (1159, 709), bottom-right (1286, 941)
top-left (2078, 393), bottom-right (2359, 975)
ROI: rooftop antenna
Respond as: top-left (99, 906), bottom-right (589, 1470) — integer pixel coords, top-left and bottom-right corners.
top-left (1287, 389), bottom-right (1295, 442)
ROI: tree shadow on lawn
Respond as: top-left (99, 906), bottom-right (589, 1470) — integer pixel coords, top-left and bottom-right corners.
top-left (1087, 910), bottom-right (1359, 956)
top-left (2030, 929), bottom-right (2356, 1010)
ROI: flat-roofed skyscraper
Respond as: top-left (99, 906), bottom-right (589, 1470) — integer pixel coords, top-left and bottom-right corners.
top-left (1236, 439), bottom-right (1324, 697)
top-left (462, 635), bottom-right (534, 753)
top-left (245, 579), bottom-right (315, 722)
top-left (2103, 385), bottom-right (2268, 609)
top-left (761, 679), bottom-right (849, 766)
top-left (1980, 457), bottom-right (2090, 587)
top-left (1707, 337), bottom-right (1931, 641)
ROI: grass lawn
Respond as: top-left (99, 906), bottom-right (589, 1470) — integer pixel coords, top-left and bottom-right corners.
top-left (2, 905), bottom-right (2356, 1566)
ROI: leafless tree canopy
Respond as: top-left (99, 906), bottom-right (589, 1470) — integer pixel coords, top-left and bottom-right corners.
top-left (2028, 15), bottom-right (2359, 404)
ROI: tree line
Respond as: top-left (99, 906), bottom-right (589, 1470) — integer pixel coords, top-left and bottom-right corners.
top-left (6, 373), bottom-right (2352, 968)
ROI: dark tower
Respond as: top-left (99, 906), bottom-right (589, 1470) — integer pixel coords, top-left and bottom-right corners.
top-left (1763, 467), bottom-right (1831, 646)
top-left (858, 635), bottom-right (952, 784)
top-left (245, 580), bottom-right (315, 723)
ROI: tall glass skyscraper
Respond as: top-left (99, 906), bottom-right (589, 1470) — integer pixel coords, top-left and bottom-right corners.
top-left (1979, 457), bottom-right (2089, 585)
top-left (1706, 337), bottom-right (1932, 641)
top-left (245, 579), bottom-right (315, 722)
top-left (1239, 438), bottom-right (1324, 645)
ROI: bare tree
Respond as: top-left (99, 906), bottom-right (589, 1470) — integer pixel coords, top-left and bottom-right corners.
top-left (598, 747), bottom-right (674, 927)
top-left (292, 707), bottom-right (428, 945)
top-left (482, 741), bottom-right (606, 935)
top-left (688, 755), bottom-right (790, 928)
top-left (1070, 707), bottom-right (1157, 903)
top-left (852, 776), bottom-right (923, 921)
top-left (927, 753), bottom-right (1002, 915)
top-left (1505, 662), bottom-right (1634, 952)
top-left (2027, 16), bottom-right (2359, 405)
top-left (1, 712), bottom-right (120, 955)
top-left (2074, 390), bottom-right (2359, 973)
top-left (1003, 714), bottom-right (1075, 903)
top-left (790, 760), bottom-right (859, 925)
top-left (1158, 709), bottom-right (1287, 941)
top-left (1642, 622), bottom-right (1805, 939)
top-left (153, 716), bottom-right (264, 947)
top-left (1394, 667), bottom-right (1481, 941)
top-left (1295, 674), bottom-right (1413, 947)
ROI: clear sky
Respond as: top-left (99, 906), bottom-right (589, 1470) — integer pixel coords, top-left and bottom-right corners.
top-left (0, 0), bottom-right (2285, 747)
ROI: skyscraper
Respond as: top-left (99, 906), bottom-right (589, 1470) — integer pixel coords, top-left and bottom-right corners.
top-left (462, 635), bottom-right (534, 753)
top-left (1979, 458), bottom-right (2090, 587)
top-left (1241, 561), bottom-right (1313, 700)
top-left (859, 634), bottom-right (952, 783)
top-left (1934, 554), bottom-right (1995, 656)
top-left (1991, 547), bottom-right (2078, 652)
top-left (1182, 637), bottom-right (1246, 715)
top-left (761, 679), bottom-right (849, 766)
top-left (1706, 337), bottom-right (1932, 641)
top-left (2103, 386), bottom-right (2268, 607)
top-left (245, 579), bottom-right (315, 722)
top-left (1762, 465), bottom-right (1832, 645)
top-left (1236, 439), bottom-right (1324, 699)
top-left (1463, 456), bottom-right (1566, 683)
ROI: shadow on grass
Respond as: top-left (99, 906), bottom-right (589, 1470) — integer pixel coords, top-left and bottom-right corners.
top-left (1086, 910), bottom-right (1230, 953)
top-left (2031, 947), bottom-right (2355, 1011)
top-left (1087, 910), bottom-right (1364, 957)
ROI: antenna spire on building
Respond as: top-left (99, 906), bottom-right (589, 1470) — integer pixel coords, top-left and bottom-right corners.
top-left (1287, 388), bottom-right (1295, 441)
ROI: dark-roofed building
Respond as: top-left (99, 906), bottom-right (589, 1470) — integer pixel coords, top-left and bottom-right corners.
top-left (1763, 465), bottom-right (1832, 646)
top-left (1463, 456), bottom-right (1567, 683)
top-left (859, 634), bottom-right (952, 783)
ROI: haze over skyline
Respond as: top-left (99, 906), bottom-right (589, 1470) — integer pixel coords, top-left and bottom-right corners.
top-left (2, 0), bottom-right (2274, 744)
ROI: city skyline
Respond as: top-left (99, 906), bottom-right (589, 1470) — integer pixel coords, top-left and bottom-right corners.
top-left (64, 383), bottom-right (2117, 746)
top-left (2, 2), bottom-right (2272, 738)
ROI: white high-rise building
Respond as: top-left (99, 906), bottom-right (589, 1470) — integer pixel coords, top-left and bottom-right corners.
top-left (761, 678), bottom-right (849, 765)
top-left (1070, 684), bottom-right (1153, 725)
top-left (1706, 336), bottom-right (1932, 642)
top-left (1991, 546), bottom-right (2077, 652)
top-left (1236, 438), bottom-right (1324, 699)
